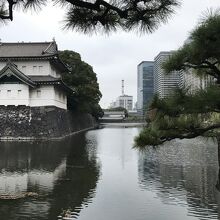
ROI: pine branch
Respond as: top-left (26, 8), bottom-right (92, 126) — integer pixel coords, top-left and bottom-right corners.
top-left (0, 0), bottom-right (16, 21)
top-left (160, 122), bottom-right (220, 143)
top-left (0, 0), bottom-right (180, 33)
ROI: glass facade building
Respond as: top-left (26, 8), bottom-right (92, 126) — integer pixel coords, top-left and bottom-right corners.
top-left (137, 61), bottom-right (154, 115)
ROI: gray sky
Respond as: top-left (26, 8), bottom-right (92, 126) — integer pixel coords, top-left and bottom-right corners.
top-left (0, 0), bottom-right (219, 108)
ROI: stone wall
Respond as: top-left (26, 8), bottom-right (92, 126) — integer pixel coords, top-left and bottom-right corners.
top-left (0, 106), bottom-right (97, 140)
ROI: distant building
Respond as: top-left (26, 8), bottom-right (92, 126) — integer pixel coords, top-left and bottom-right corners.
top-left (137, 61), bottom-right (154, 115)
top-left (109, 80), bottom-right (133, 111)
top-left (116, 95), bottom-right (133, 111)
top-left (154, 51), bottom-right (180, 98)
top-left (109, 101), bottom-right (117, 109)
top-left (180, 69), bottom-right (214, 93)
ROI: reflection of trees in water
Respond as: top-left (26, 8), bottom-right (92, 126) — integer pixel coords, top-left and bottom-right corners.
top-left (48, 133), bottom-right (100, 219)
top-left (138, 138), bottom-right (220, 219)
top-left (0, 132), bottom-right (100, 220)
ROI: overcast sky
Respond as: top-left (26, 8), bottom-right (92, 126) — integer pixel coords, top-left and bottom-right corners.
top-left (0, 0), bottom-right (219, 108)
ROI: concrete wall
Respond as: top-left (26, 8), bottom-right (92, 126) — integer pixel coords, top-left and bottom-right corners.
top-left (0, 106), bottom-right (97, 140)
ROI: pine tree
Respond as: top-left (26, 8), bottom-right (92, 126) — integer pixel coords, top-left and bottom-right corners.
top-left (135, 11), bottom-right (220, 158)
top-left (0, 0), bottom-right (179, 33)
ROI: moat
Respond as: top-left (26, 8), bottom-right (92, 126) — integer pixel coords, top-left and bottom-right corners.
top-left (0, 127), bottom-right (220, 220)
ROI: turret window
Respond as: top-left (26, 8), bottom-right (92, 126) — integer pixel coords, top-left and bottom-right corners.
top-left (7, 90), bottom-right (11, 97)
top-left (33, 66), bottom-right (37, 73)
top-left (18, 90), bottom-right (21, 97)
top-left (37, 90), bottom-right (41, 98)
top-left (39, 66), bottom-right (43, 72)
top-left (22, 66), bottom-right (26, 73)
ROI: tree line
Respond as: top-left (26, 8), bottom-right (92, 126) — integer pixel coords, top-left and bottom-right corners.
top-left (59, 50), bottom-right (103, 119)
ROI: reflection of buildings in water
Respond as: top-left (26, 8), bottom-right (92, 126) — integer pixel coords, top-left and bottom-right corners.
top-left (0, 133), bottom-right (100, 220)
top-left (138, 137), bottom-right (220, 219)
top-left (0, 160), bottom-right (67, 195)
top-left (0, 173), bottom-right (28, 195)
top-left (0, 140), bottom-right (69, 195)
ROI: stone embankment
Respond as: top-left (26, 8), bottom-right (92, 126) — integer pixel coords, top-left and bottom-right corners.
top-left (0, 106), bottom-right (97, 140)
top-left (0, 192), bottom-right (38, 200)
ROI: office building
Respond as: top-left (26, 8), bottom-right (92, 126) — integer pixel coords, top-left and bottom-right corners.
top-left (137, 61), bottom-right (154, 115)
top-left (180, 69), bottom-right (214, 93)
top-left (154, 51), bottom-right (180, 98)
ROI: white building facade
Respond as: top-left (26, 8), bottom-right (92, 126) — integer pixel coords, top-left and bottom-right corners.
top-left (154, 51), bottom-right (180, 98)
top-left (179, 69), bottom-right (214, 93)
top-left (116, 95), bottom-right (133, 111)
top-left (0, 41), bottom-right (73, 109)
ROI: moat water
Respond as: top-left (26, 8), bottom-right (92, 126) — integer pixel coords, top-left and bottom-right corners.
top-left (0, 127), bottom-right (220, 220)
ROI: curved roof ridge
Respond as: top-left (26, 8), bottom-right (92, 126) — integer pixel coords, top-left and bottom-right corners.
top-left (42, 41), bottom-right (57, 55)
top-left (0, 61), bottom-right (36, 87)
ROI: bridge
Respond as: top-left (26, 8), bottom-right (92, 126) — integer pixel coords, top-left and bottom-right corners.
top-left (99, 111), bottom-right (126, 122)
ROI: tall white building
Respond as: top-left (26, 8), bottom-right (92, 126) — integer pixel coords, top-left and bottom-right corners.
top-left (154, 51), bottom-right (180, 98)
top-left (180, 69), bottom-right (214, 93)
top-left (0, 41), bottom-right (74, 109)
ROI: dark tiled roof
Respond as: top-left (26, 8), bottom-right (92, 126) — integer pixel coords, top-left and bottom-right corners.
top-left (28, 75), bottom-right (61, 83)
top-left (30, 75), bottom-right (75, 94)
top-left (0, 41), bottom-right (57, 58)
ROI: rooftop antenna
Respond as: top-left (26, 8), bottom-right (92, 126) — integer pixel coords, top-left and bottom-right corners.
top-left (122, 79), bottom-right (124, 96)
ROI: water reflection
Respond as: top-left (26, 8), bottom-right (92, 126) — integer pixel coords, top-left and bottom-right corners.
top-left (0, 133), bottom-right (100, 220)
top-left (138, 137), bottom-right (220, 219)
top-left (1, 128), bottom-right (220, 220)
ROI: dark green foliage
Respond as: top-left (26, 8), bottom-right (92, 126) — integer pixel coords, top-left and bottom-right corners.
top-left (59, 50), bottom-right (103, 119)
top-left (135, 11), bottom-right (220, 148)
top-left (0, 0), bottom-right (180, 34)
top-left (163, 10), bottom-right (220, 82)
top-left (151, 86), bottom-right (220, 116)
top-left (135, 87), bottom-right (220, 149)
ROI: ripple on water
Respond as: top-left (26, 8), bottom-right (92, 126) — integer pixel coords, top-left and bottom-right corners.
top-left (138, 136), bottom-right (220, 220)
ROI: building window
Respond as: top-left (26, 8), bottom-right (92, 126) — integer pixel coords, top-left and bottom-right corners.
top-left (7, 90), bottom-right (11, 97)
top-left (33, 66), bottom-right (37, 73)
top-left (39, 66), bottom-right (43, 73)
top-left (18, 90), bottom-right (21, 97)
top-left (37, 90), bottom-right (41, 98)
top-left (22, 66), bottom-right (26, 73)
